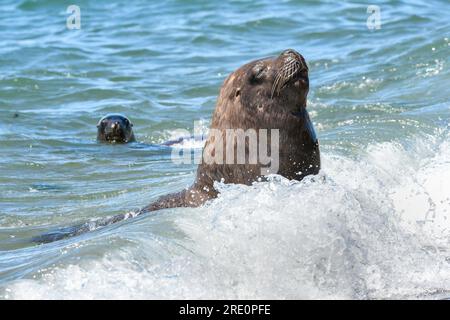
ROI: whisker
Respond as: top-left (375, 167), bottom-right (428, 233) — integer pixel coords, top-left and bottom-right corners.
top-left (271, 58), bottom-right (306, 99)
top-left (271, 71), bottom-right (282, 99)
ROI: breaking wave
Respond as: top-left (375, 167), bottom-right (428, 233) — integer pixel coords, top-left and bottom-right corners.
top-left (3, 132), bottom-right (450, 299)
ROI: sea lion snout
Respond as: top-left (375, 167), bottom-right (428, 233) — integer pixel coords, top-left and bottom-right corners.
top-left (109, 121), bottom-right (123, 133)
top-left (105, 121), bottom-right (123, 135)
top-left (111, 121), bottom-right (119, 129)
top-left (271, 49), bottom-right (309, 99)
top-left (281, 48), bottom-right (302, 60)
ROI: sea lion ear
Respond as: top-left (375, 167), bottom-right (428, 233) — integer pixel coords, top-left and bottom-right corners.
top-left (235, 88), bottom-right (241, 97)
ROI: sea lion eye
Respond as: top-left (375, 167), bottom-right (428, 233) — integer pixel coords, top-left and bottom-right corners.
top-left (249, 65), bottom-right (265, 84)
top-left (97, 120), bottom-right (105, 128)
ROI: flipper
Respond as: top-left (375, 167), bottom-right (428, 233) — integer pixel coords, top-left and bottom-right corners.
top-left (31, 187), bottom-right (213, 244)
top-left (31, 212), bottom-right (132, 243)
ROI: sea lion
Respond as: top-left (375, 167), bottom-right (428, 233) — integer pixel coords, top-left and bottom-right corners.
top-left (97, 114), bottom-right (135, 143)
top-left (144, 48), bottom-right (320, 210)
top-left (33, 49), bottom-right (320, 243)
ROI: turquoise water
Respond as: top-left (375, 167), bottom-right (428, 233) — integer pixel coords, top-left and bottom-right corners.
top-left (0, 0), bottom-right (450, 299)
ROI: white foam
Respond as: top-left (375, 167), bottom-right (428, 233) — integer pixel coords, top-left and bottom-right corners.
top-left (318, 77), bottom-right (383, 93)
top-left (161, 120), bottom-right (209, 149)
top-left (4, 133), bottom-right (450, 299)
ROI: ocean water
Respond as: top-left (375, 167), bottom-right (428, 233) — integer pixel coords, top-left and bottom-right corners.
top-left (0, 0), bottom-right (449, 299)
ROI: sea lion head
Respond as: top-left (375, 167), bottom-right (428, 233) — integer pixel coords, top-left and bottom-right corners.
top-left (96, 114), bottom-right (135, 143)
top-left (216, 49), bottom-right (309, 127)
top-left (197, 49), bottom-right (319, 188)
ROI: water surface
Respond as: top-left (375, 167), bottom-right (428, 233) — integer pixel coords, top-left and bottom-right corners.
top-left (0, 0), bottom-right (450, 299)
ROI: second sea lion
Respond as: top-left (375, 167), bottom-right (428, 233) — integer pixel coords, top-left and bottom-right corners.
top-left (97, 114), bottom-right (136, 143)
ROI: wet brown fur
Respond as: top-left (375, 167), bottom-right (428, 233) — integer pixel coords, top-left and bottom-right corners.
top-left (143, 49), bottom-right (320, 212)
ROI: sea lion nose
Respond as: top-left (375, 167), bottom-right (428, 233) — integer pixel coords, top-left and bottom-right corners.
top-left (283, 49), bottom-right (297, 56)
top-left (282, 49), bottom-right (303, 63)
top-left (111, 121), bottom-right (121, 130)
